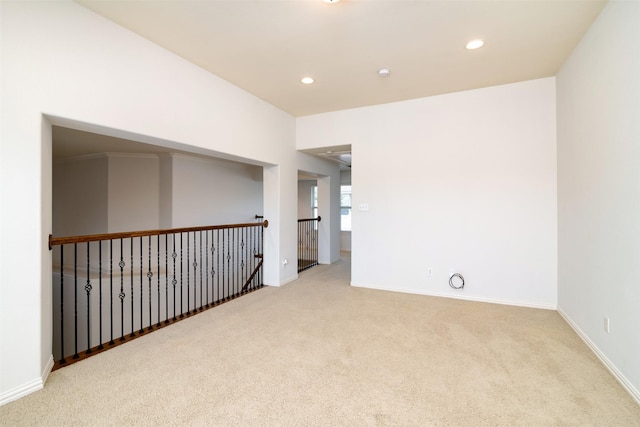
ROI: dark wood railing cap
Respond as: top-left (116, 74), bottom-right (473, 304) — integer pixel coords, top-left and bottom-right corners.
top-left (297, 216), bottom-right (321, 223)
top-left (49, 219), bottom-right (269, 248)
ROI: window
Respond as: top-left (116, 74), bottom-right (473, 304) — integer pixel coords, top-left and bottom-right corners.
top-left (341, 185), bottom-right (351, 231)
top-left (312, 185), bottom-right (318, 219)
top-left (311, 184), bottom-right (352, 231)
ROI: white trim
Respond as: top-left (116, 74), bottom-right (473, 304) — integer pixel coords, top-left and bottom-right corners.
top-left (0, 379), bottom-right (43, 407)
top-left (0, 358), bottom-right (52, 407)
top-left (169, 152), bottom-right (261, 169)
top-left (53, 152), bottom-right (108, 164)
top-left (103, 152), bottom-right (160, 159)
top-left (558, 308), bottom-right (640, 405)
top-left (350, 282), bottom-right (556, 310)
top-left (41, 354), bottom-right (55, 386)
top-left (265, 273), bottom-right (299, 287)
top-left (281, 274), bottom-right (299, 286)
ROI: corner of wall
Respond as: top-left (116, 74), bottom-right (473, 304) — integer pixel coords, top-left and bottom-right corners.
top-left (557, 307), bottom-right (640, 405)
top-left (0, 354), bottom-right (53, 407)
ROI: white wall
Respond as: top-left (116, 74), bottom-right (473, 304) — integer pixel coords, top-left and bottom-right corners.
top-left (298, 78), bottom-right (557, 308)
top-left (107, 153), bottom-right (160, 233)
top-left (0, 0), bottom-right (296, 405)
top-left (298, 180), bottom-right (315, 219)
top-left (340, 170), bottom-right (351, 186)
top-left (556, 0), bottom-right (640, 402)
top-left (170, 154), bottom-right (263, 227)
top-left (53, 152), bottom-right (261, 236)
top-left (159, 154), bottom-right (173, 228)
top-left (340, 230), bottom-right (352, 253)
top-left (53, 155), bottom-right (108, 236)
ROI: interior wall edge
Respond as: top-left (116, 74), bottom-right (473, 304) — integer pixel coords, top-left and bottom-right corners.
top-left (557, 307), bottom-right (640, 405)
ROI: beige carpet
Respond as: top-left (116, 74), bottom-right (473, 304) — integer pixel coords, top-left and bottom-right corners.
top-left (2, 255), bottom-right (639, 426)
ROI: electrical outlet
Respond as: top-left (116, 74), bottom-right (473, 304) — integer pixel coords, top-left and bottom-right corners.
top-left (604, 316), bottom-right (610, 333)
top-left (427, 267), bottom-right (433, 277)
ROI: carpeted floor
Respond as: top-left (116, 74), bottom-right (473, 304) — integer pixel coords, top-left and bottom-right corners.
top-left (1, 254), bottom-right (639, 426)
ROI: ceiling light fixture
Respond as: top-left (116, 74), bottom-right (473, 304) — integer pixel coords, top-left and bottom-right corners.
top-left (465, 39), bottom-right (484, 50)
top-left (323, 0), bottom-right (340, 3)
top-left (378, 68), bottom-right (390, 77)
top-left (301, 77), bottom-right (314, 84)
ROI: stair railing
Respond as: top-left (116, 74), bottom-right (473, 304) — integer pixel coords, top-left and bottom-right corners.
top-left (297, 216), bottom-right (321, 272)
top-left (49, 219), bottom-right (268, 369)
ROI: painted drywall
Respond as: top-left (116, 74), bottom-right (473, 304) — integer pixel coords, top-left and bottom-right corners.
top-left (171, 154), bottom-right (263, 227)
top-left (159, 154), bottom-right (173, 229)
top-left (107, 153), bottom-right (160, 233)
top-left (340, 231), bottom-right (352, 253)
top-left (298, 78), bottom-right (557, 308)
top-left (298, 180), bottom-right (316, 219)
top-left (0, 0), bottom-right (297, 404)
top-left (340, 170), bottom-right (351, 186)
top-left (40, 119), bottom-right (55, 392)
top-left (53, 155), bottom-right (108, 236)
top-left (53, 152), bottom-right (261, 235)
top-left (556, 0), bottom-right (640, 401)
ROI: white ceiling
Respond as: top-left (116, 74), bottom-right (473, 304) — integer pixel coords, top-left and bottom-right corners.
top-left (76, 0), bottom-right (606, 117)
top-left (62, 0), bottom-right (605, 172)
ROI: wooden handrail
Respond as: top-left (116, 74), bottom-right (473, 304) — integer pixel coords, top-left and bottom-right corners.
top-left (297, 216), bottom-right (321, 223)
top-left (49, 219), bottom-right (269, 248)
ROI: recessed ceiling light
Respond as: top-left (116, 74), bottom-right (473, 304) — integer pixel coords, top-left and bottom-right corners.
top-left (323, 0), bottom-right (340, 3)
top-left (378, 68), bottom-right (390, 77)
top-left (466, 39), bottom-right (484, 50)
top-left (301, 77), bottom-right (314, 84)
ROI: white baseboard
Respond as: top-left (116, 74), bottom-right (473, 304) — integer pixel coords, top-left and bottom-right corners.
top-left (557, 308), bottom-right (640, 405)
top-left (42, 354), bottom-right (54, 386)
top-left (0, 355), bottom-right (53, 407)
top-left (280, 274), bottom-right (299, 286)
top-left (350, 282), bottom-right (556, 310)
top-left (264, 273), bottom-right (298, 287)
